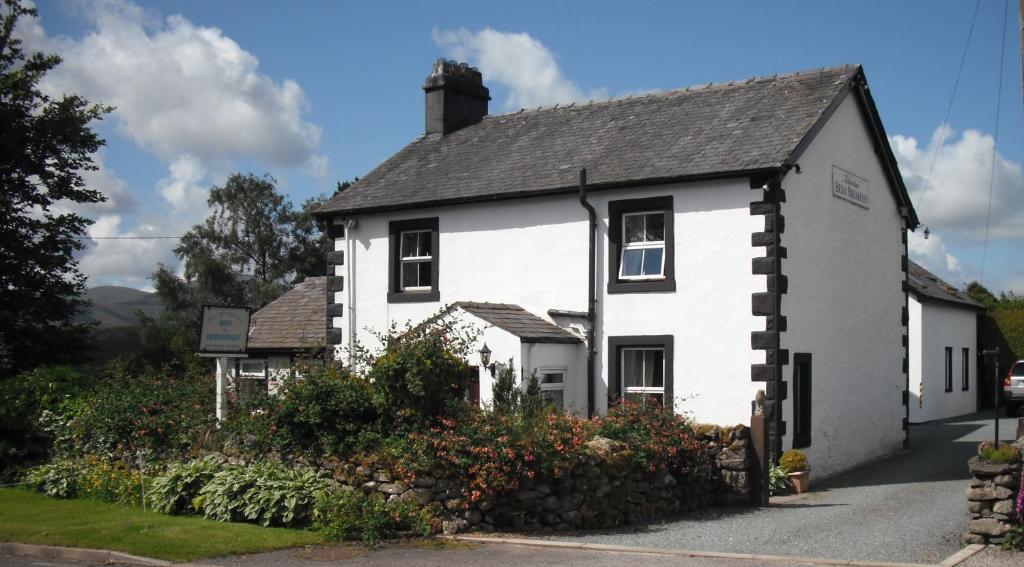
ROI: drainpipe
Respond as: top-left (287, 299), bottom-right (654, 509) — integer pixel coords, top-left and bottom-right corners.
top-left (344, 219), bottom-right (358, 367)
top-left (578, 169), bottom-right (597, 418)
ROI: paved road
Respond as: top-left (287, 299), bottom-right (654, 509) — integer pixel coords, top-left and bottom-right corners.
top-left (545, 411), bottom-right (1021, 564)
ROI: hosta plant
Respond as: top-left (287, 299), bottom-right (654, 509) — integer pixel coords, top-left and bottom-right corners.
top-left (198, 461), bottom-right (329, 527)
top-left (148, 455), bottom-right (223, 514)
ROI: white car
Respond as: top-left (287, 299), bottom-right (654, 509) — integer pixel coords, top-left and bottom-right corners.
top-left (1003, 360), bottom-right (1024, 416)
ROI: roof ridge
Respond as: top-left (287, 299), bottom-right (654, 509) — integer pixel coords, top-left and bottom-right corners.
top-left (483, 64), bottom-right (861, 120)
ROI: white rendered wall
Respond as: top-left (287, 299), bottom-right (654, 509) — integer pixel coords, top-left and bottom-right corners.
top-left (780, 94), bottom-right (907, 479)
top-left (335, 179), bottom-right (763, 427)
top-left (522, 342), bottom-right (588, 416)
top-left (908, 296), bottom-right (977, 422)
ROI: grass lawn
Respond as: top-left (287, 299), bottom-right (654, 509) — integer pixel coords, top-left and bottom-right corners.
top-left (0, 488), bottom-right (321, 561)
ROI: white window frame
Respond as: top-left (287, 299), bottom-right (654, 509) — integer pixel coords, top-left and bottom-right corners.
top-left (239, 359), bottom-right (266, 379)
top-left (620, 347), bottom-right (665, 404)
top-left (399, 229), bottom-right (433, 292)
top-left (537, 367), bottom-right (566, 410)
top-left (618, 211), bottom-right (666, 281)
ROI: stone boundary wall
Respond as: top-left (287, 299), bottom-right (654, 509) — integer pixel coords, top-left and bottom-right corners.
top-left (963, 451), bottom-right (1022, 544)
top-left (321, 426), bottom-right (756, 533)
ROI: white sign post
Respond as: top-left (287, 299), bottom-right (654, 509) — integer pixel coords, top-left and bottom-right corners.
top-left (198, 306), bottom-right (251, 423)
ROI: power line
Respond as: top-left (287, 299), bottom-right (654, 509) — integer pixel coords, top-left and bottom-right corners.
top-left (979, 0), bottom-right (1010, 285)
top-left (916, 0), bottom-right (982, 222)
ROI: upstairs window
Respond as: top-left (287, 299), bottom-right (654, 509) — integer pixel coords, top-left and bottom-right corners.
top-left (620, 212), bottom-right (666, 279)
top-left (400, 229), bottom-right (433, 291)
top-left (608, 196), bottom-right (675, 293)
top-left (388, 217), bottom-right (439, 303)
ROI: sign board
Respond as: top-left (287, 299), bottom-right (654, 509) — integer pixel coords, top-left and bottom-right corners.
top-left (199, 306), bottom-right (250, 355)
top-left (832, 165), bottom-right (870, 209)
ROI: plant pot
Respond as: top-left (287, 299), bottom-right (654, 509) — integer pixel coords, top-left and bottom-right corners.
top-left (788, 471), bottom-right (810, 494)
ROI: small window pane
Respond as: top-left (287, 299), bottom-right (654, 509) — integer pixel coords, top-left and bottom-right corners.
top-left (650, 350), bottom-right (664, 387)
top-left (645, 213), bottom-right (664, 241)
top-left (418, 232), bottom-right (432, 256)
top-left (541, 390), bottom-right (564, 410)
top-left (622, 249), bottom-right (644, 276)
top-left (401, 263), bottom-right (419, 289)
top-left (623, 351), bottom-right (644, 388)
top-left (542, 372), bottom-right (563, 385)
top-left (624, 215), bottom-right (645, 243)
top-left (418, 261), bottom-right (432, 287)
top-left (401, 232), bottom-right (418, 258)
top-left (641, 248), bottom-right (664, 276)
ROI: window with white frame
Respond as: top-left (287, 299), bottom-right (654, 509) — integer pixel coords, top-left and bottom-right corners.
top-left (238, 359), bottom-right (267, 397)
top-left (619, 212), bottom-right (666, 279)
top-left (399, 229), bottom-right (433, 291)
top-left (621, 348), bottom-right (665, 406)
top-left (239, 359), bottom-right (266, 378)
top-left (538, 368), bottom-right (566, 410)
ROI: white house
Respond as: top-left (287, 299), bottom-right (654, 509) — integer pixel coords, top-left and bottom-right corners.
top-left (906, 261), bottom-right (983, 423)
top-left (314, 60), bottom-right (920, 478)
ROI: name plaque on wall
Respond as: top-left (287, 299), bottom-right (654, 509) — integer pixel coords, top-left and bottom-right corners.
top-left (832, 165), bottom-right (870, 209)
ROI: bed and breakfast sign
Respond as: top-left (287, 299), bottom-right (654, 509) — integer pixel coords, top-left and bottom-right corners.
top-left (832, 165), bottom-right (870, 209)
top-left (199, 306), bottom-right (250, 355)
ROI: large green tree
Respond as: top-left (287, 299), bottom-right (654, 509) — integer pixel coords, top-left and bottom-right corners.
top-left (0, 0), bottom-right (110, 373)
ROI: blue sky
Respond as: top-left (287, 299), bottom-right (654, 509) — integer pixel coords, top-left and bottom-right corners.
top-left (24, 0), bottom-right (1024, 293)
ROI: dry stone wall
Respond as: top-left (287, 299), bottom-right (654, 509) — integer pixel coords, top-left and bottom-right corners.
top-left (963, 449), bottom-right (1022, 544)
top-left (321, 426), bottom-right (756, 534)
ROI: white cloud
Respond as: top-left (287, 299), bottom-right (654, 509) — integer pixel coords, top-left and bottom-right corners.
top-left (34, 0), bottom-right (322, 167)
top-left (891, 125), bottom-right (1024, 240)
top-left (433, 27), bottom-right (606, 110)
top-left (907, 229), bottom-right (966, 287)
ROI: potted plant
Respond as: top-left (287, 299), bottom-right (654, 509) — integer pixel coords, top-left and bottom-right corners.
top-left (780, 449), bottom-right (810, 493)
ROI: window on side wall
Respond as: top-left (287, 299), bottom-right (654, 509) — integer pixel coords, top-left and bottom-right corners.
top-left (608, 196), bottom-right (675, 293)
top-left (388, 217), bottom-right (439, 303)
top-left (538, 368), bottom-right (566, 411)
top-left (237, 359), bottom-right (268, 397)
top-left (608, 335), bottom-right (674, 409)
top-left (961, 347), bottom-right (970, 391)
top-left (944, 347), bottom-right (953, 392)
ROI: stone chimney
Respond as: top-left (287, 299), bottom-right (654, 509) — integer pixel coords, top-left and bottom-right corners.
top-left (423, 59), bottom-right (490, 135)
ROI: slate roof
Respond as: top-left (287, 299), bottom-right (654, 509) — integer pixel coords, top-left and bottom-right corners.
top-left (247, 277), bottom-right (326, 351)
top-left (318, 64), bottom-right (913, 218)
top-left (453, 302), bottom-right (582, 344)
top-left (907, 261), bottom-right (984, 311)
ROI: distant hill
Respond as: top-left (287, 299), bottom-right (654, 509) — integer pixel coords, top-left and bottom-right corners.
top-left (77, 286), bottom-right (164, 328)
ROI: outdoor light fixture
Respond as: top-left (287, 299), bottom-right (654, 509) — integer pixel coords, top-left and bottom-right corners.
top-left (478, 343), bottom-right (495, 376)
top-left (923, 225), bottom-right (930, 240)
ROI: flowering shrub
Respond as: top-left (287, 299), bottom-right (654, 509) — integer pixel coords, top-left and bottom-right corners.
top-left (596, 400), bottom-right (714, 479)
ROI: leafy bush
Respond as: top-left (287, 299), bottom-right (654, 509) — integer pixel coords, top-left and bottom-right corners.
top-left (26, 461), bottom-right (82, 498)
top-left (26, 458), bottom-right (143, 504)
top-left (274, 363), bottom-right (380, 457)
top-left (314, 489), bottom-right (440, 544)
top-left (978, 442), bottom-right (1022, 464)
top-left (597, 400), bottom-right (714, 477)
top-left (779, 449), bottom-right (808, 472)
top-left (365, 319), bottom-right (475, 430)
top-left (768, 460), bottom-right (791, 496)
top-left (0, 366), bottom-right (95, 478)
top-left (197, 461), bottom-right (329, 526)
top-left (148, 455), bottom-right (223, 514)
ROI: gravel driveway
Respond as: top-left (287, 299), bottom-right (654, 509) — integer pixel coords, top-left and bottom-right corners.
top-left (545, 411), bottom-right (1021, 564)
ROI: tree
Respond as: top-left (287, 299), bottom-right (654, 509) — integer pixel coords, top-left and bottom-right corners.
top-left (0, 0), bottom-right (111, 373)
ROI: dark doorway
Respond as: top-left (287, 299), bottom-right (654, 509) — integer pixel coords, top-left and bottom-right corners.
top-left (466, 365), bottom-right (480, 405)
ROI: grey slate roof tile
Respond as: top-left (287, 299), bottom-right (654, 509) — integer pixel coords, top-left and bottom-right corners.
top-left (247, 276), bottom-right (326, 350)
top-left (907, 261), bottom-right (984, 311)
top-left (318, 65), bottom-right (861, 214)
top-left (453, 302), bottom-right (581, 344)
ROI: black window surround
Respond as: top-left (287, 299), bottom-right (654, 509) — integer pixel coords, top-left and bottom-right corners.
top-left (961, 347), bottom-right (970, 391)
top-left (607, 335), bottom-right (674, 410)
top-left (388, 217), bottom-right (440, 303)
top-left (607, 196), bottom-right (675, 293)
top-left (792, 353), bottom-right (812, 449)
top-left (944, 347), bottom-right (953, 393)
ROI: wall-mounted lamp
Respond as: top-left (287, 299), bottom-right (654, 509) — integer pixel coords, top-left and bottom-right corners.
top-left (923, 225), bottom-right (930, 240)
top-left (478, 343), bottom-right (495, 376)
